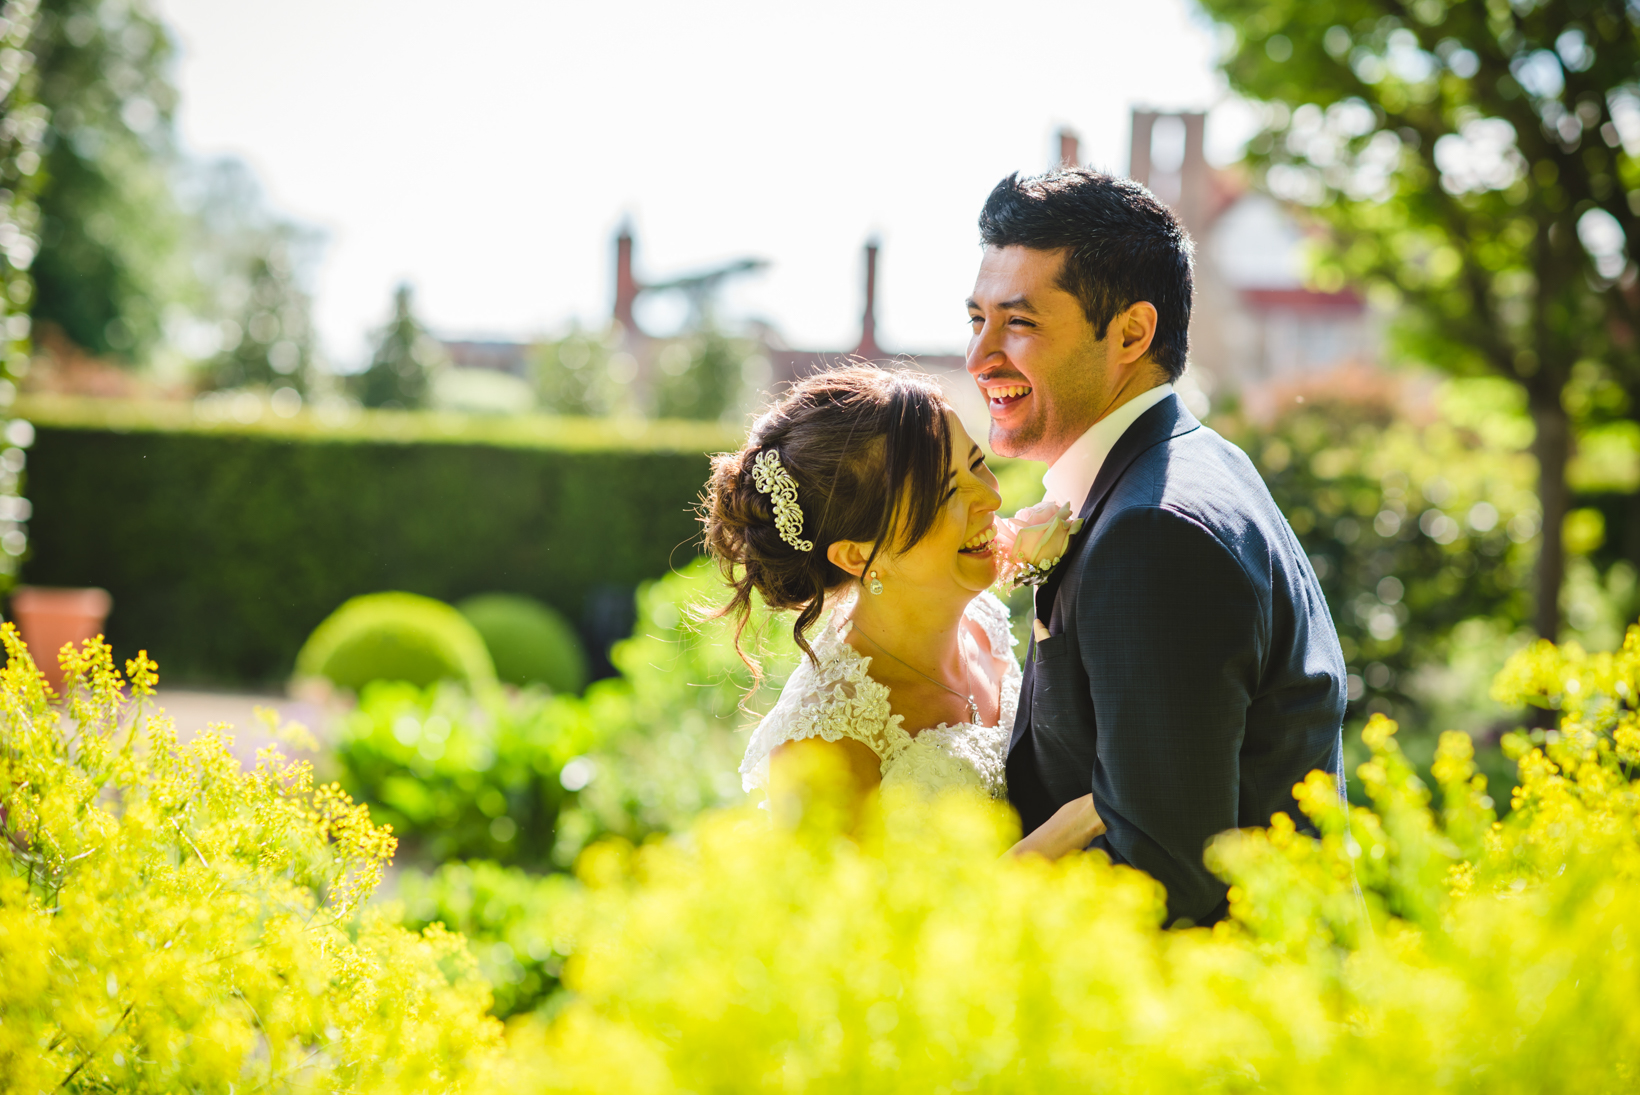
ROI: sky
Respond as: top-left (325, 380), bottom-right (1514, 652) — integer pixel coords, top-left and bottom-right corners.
top-left (153, 0), bottom-right (1252, 366)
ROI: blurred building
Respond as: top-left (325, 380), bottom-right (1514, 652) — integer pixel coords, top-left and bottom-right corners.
top-left (605, 225), bottom-right (983, 423)
top-left (764, 238), bottom-right (966, 386)
top-left (1121, 110), bottom-right (1377, 400)
top-left (442, 339), bottom-right (528, 377)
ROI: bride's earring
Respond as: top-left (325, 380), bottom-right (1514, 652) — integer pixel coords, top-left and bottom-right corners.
top-left (867, 570), bottom-right (884, 595)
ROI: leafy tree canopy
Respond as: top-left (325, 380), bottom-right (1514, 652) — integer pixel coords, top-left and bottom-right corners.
top-left (28, 0), bottom-right (186, 361)
top-left (359, 283), bottom-right (442, 409)
top-left (1197, 0), bottom-right (1640, 637)
top-left (179, 158), bottom-right (323, 395)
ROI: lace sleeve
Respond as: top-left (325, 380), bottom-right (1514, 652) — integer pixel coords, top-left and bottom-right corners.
top-left (739, 632), bottom-right (906, 793)
top-left (966, 590), bottom-right (1019, 659)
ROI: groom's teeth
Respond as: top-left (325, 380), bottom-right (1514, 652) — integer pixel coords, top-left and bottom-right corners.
top-left (987, 385), bottom-right (1031, 401)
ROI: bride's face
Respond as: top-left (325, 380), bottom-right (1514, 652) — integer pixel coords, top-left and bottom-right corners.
top-left (883, 413), bottom-right (1002, 596)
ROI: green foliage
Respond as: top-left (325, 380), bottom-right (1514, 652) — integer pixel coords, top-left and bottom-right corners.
top-left (1199, 0), bottom-right (1639, 384)
top-left (190, 169), bottom-right (321, 398)
top-left (1217, 378), bottom-right (1539, 733)
top-left (531, 326), bottom-right (622, 417)
top-left (0, 631), bottom-right (501, 1092)
top-left (459, 592), bottom-right (588, 693)
top-left (490, 631), bottom-right (1640, 1092)
top-left (335, 560), bottom-right (798, 870)
top-left (333, 680), bottom-right (601, 866)
top-left (19, 395), bottom-right (733, 684)
top-left (0, 0), bottom-right (44, 586)
top-left (558, 560), bottom-right (800, 856)
top-left (652, 329), bottom-right (755, 421)
top-left (29, 0), bottom-right (185, 360)
top-left (358, 283), bottom-right (442, 409)
top-left (396, 861), bottom-right (576, 1019)
top-left (532, 327), bottom-right (756, 421)
top-left (297, 591), bottom-right (496, 691)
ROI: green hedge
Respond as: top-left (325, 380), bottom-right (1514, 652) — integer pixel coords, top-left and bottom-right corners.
top-left (19, 396), bottom-right (740, 684)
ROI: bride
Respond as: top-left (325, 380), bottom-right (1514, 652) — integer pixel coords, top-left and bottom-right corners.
top-left (703, 365), bottom-right (1104, 860)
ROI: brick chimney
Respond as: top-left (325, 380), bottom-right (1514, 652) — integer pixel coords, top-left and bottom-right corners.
top-left (853, 238), bottom-right (883, 360)
top-left (1129, 110), bottom-right (1156, 187)
top-left (1129, 109), bottom-right (1210, 236)
top-left (1057, 127), bottom-right (1080, 168)
top-left (1179, 112), bottom-right (1208, 234)
top-left (613, 220), bottom-right (640, 332)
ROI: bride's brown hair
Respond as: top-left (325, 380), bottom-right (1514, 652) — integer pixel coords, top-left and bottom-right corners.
top-left (703, 365), bottom-right (954, 663)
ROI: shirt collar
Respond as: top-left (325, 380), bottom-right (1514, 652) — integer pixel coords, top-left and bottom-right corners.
top-left (1040, 383), bottom-right (1174, 513)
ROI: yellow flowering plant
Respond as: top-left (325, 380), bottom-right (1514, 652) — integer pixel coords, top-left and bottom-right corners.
top-left (490, 634), bottom-right (1640, 1092)
top-left (10, 613), bottom-right (1640, 1091)
top-left (0, 628), bottom-right (501, 1093)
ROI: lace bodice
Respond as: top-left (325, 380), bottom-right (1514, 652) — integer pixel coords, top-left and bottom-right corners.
top-left (740, 591), bottom-right (1021, 800)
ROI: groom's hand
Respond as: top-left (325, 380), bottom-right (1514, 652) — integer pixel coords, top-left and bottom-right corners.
top-left (1008, 793), bottom-right (1105, 861)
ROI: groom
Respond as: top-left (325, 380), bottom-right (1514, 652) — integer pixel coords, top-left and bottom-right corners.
top-left (967, 169), bottom-right (1347, 927)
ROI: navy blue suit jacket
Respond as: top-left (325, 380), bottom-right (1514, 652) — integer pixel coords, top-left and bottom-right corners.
top-left (1006, 393), bottom-right (1346, 926)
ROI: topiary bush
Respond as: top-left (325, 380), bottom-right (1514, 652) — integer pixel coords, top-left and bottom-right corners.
top-left (296, 591), bottom-right (496, 691)
top-left (458, 593), bottom-right (588, 694)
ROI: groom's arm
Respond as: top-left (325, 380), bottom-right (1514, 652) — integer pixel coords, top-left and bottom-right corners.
top-left (1073, 504), bottom-right (1263, 926)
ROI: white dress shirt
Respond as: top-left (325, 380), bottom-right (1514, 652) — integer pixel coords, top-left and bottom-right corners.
top-left (1040, 383), bottom-right (1174, 515)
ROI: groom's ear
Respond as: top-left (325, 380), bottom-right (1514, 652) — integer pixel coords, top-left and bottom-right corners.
top-left (1109, 301), bottom-right (1159, 370)
top-left (826, 539), bottom-right (872, 580)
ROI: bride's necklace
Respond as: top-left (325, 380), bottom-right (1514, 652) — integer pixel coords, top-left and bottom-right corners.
top-left (850, 620), bottom-right (980, 725)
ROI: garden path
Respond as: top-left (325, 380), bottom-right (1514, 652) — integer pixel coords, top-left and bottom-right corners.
top-left (153, 689), bottom-right (333, 769)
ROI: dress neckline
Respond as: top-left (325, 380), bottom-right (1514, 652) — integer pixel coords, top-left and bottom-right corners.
top-left (821, 594), bottom-right (1017, 738)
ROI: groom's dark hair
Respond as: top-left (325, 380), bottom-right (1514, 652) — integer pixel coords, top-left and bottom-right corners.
top-left (978, 169), bottom-right (1194, 379)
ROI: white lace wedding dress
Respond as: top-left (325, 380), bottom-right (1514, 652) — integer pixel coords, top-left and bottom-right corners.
top-left (740, 591), bottom-right (1021, 799)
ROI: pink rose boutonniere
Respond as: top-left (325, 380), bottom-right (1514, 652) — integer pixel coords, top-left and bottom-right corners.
top-left (993, 500), bottom-right (1085, 591)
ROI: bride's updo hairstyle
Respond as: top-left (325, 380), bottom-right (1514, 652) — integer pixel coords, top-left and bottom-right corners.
top-left (704, 365), bottom-right (954, 662)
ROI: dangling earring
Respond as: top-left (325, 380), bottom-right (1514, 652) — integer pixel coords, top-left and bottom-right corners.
top-left (867, 570), bottom-right (884, 595)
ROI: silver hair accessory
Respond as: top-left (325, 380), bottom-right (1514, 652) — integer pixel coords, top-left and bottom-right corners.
top-left (751, 448), bottom-right (813, 553)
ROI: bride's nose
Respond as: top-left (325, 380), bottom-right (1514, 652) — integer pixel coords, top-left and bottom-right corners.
top-left (973, 481), bottom-right (1001, 515)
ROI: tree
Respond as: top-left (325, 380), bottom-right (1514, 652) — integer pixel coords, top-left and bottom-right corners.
top-left (182, 159), bottom-right (322, 396)
top-left (0, 0), bottom-right (47, 583)
top-left (531, 325), bottom-right (620, 417)
top-left (1196, 0), bottom-right (1640, 639)
top-left (653, 330), bottom-right (751, 421)
top-left (27, 0), bottom-right (185, 361)
top-left (358, 283), bottom-right (441, 410)
top-left (204, 251), bottom-right (319, 394)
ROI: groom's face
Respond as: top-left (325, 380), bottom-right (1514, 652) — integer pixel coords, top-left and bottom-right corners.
top-left (965, 246), bottom-right (1105, 463)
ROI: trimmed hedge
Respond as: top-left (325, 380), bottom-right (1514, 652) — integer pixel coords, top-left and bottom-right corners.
top-left (20, 396), bottom-right (739, 684)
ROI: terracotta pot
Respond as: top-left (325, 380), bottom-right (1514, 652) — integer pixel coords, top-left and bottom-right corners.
top-left (10, 586), bottom-right (113, 691)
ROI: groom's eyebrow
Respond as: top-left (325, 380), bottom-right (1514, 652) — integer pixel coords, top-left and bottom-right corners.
top-left (968, 295), bottom-right (1040, 314)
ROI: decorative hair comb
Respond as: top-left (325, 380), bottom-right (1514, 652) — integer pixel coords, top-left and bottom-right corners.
top-left (751, 448), bottom-right (813, 552)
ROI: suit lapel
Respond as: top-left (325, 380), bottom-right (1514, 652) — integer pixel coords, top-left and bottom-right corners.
top-left (1009, 393), bottom-right (1201, 756)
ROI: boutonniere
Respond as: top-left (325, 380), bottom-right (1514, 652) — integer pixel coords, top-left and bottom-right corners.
top-left (994, 500), bottom-right (1083, 592)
